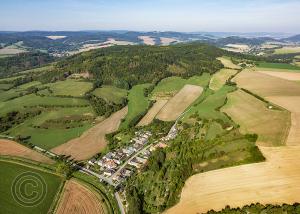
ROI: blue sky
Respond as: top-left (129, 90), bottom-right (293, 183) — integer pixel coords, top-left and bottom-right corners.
top-left (1, 0), bottom-right (300, 33)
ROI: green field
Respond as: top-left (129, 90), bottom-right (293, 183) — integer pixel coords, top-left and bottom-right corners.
top-left (183, 85), bottom-right (236, 124)
top-left (5, 106), bottom-right (94, 149)
top-left (151, 73), bottom-right (211, 98)
top-left (43, 79), bottom-right (93, 97)
top-left (121, 84), bottom-right (151, 128)
top-left (0, 89), bottom-right (20, 102)
top-left (17, 81), bottom-right (41, 90)
top-left (0, 160), bottom-right (63, 214)
top-left (0, 83), bottom-right (13, 90)
top-left (274, 46), bottom-right (300, 54)
top-left (19, 65), bottom-right (54, 74)
top-left (257, 62), bottom-right (300, 71)
top-left (209, 69), bottom-right (237, 91)
top-left (92, 85), bottom-right (128, 104)
top-left (0, 94), bottom-right (88, 115)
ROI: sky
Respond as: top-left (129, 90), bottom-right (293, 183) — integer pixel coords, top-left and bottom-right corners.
top-left (1, 0), bottom-right (300, 33)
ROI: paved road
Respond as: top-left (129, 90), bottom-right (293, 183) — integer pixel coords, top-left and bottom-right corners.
top-left (115, 192), bottom-right (126, 214)
top-left (79, 167), bottom-right (116, 186)
top-left (111, 144), bottom-right (152, 179)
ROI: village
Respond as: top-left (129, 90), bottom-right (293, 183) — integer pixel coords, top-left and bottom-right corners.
top-left (86, 124), bottom-right (178, 187)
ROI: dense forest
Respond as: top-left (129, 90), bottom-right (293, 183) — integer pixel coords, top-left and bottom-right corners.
top-left (0, 52), bottom-right (54, 77)
top-left (56, 43), bottom-right (224, 89)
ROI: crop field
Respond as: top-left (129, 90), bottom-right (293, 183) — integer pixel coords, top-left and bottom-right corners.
top-left (6, 106), bottom-right (95, 149)
top-left (56, 179), bottom-right (106, 214)
top-left (183, 85), bottom-right (236, 123)
top-left (43, 79), bottom-right (93, 97)
top-left (156, 85), bottom-right (203, 121)
top-left (0, 160), bottom-right (63, 214)
top-left (209, 68), bottom-right (238, 91)
top-left (151, 74), bottom-right (211, 98)
top-left (0, 94), bottom-right (89, 115)
top-left (0, 45), bottom-right (27, 55)
top-left (0, 139), bottom-right (54, 163)
top-left (160, 37), bottom-right (178, 45)
top-left (274, 46), bottom-right (300, 54)
top-left (234, 70), bottom-right (300, 97)
top-left (0, 83), bottom-right (13, 90)
top-left (257, 62), bottom-right (300, 70)
top-left (17, 81), bottom-right (41, 90)
top-left (257, 70), bottom-right (300, 81)
top-left (222, 90), bottom-right (290, 146)
top-left (166, 146), bottom-right (300, 214)
top-left (137, 99), bottom-right (168, 126)
top-left (138, 36), bottom-right (155, 45)
top-left (121, 84), bottom-right (151, 128)
top-left (51, 106), bottom-right (128, 160)
top-left (217, 57), bottom-right (241, 69)
top-left (92, 85), bottom-right (128, 104)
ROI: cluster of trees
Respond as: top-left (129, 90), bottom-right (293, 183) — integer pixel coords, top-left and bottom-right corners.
top-left (0, 109), bottom-right (41, 132)
top-left (206, 203), bottom-right (300, 214)
top-left (36, 115), bottom-right (93, 129)
top-left (56, 43), bottom-right (224, 89)
top-left (0, 52), bottom-right (54, 78)
top-left (125, 121), bottom-right (264, 214)
top-left (86, 94), bottom-right (127, 117)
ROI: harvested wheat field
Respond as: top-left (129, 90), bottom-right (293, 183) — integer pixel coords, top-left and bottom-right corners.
top-left (137, 99), bottom-right (168, 126)
top-left (209, 68), bottom-right (238, 91)
top-left (56, 179), bottom-right (106, 214)
top-left (234, 70), bottom-right (300, 96)
top-left (222, 90), bottom-right (290, 146)
top-left (138, 36), bottom-right (155, 45)
top-left (266, 96), bottom-right (300, 146)
top-left (257, 70), bottom-right (300, 81)
top-left (166, 146), bottom-right (300, 214)
top-left (156, 85), bottom-right (203, 121)
top-left (0, 139), bottom-right (54, 164)
top-left (51, 106), bottom-right (128, 160)
top-left (217, 57), bottom-right (241, 70)
top-left (160, 37), bottom-right (178, 45)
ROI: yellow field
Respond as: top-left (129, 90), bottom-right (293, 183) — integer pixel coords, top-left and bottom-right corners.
top-left (51, 107), bottom-right (128, 160)
top-left (138, 36), bottom-right (155, 45)
top-left (257, 70), bottom-right (300, 81)
top-left (209, 68), bottom-right (238, 91)
top-left (167, 71), bottom-right (300, 213)
top-left (217, 57), bottom-right (241, 69)
top-left (274, 46), bottom-right (300, 54)
top-left (137, 99), bottom-right (168, 126)
top-left (160, 37), bottom-right (178, 45)
top-left (156, 85), bottom-right (203, 121)
top-left (166, 146), bottom-right (300, 214)
top-left (56, 179), bottom-right (105, 214)
top-left (222, 90), bottom-right (290, 146)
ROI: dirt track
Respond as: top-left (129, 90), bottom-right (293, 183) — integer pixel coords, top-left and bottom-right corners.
top-left (166, 70), bottom-right (300, 213)
top-left (0, 139), bottom-right (53, 164)
top-left (51, 106), bottom-right (128, 160)
top-left (137, 99), bottom-right (168, 126)
top-left (56, 179), bottom-right (105, 214)
top-left (156, 85), bottom-right (203, 121)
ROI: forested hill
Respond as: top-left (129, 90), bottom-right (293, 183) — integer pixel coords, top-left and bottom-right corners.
top-left (56, 43), bottom-right (224, 89)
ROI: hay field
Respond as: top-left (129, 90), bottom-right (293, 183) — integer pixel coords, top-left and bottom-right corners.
top-left (209, 68), bottom-right (238, 91)
top-left (160, 37), bottom-right (178, 45)
top-left (137, 99), bottom-right (168, 126)
top-left (0, 45), bottom-right (27, 55)
top-left (266, 96), bottom-right (300, 146)
top-left (165, 146), bottom-right (300, 214)
top-left (222, 90), bottom-right (290, 146)
top-left (274, 46), bottom-right (300, 54)
top-left (156, 85), bottom-right (203, 121)
top-left (56, 179), bottom-right (105, 214)
top-left (0, 139), bottom-right (54, 164)
top-left (234, 70), bottom-right (300, 97)
top-left (257, 70), bottom-right (300, 81)
top-left (138, 36), bottom-right (155, 45)
top-left (217, 57), bottom-right (241, 69)
top-left (51, 106), bottom-right (128, 160)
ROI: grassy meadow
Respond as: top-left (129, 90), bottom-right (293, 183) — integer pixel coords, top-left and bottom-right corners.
top-left (257, 62), bottom-right (300, 71)
top-left (0, 160), bottom-right (63, 214)
top-left (92, 85), bottom-right (128, 104)
top-left (121, 83), bottom-right (151, 128)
